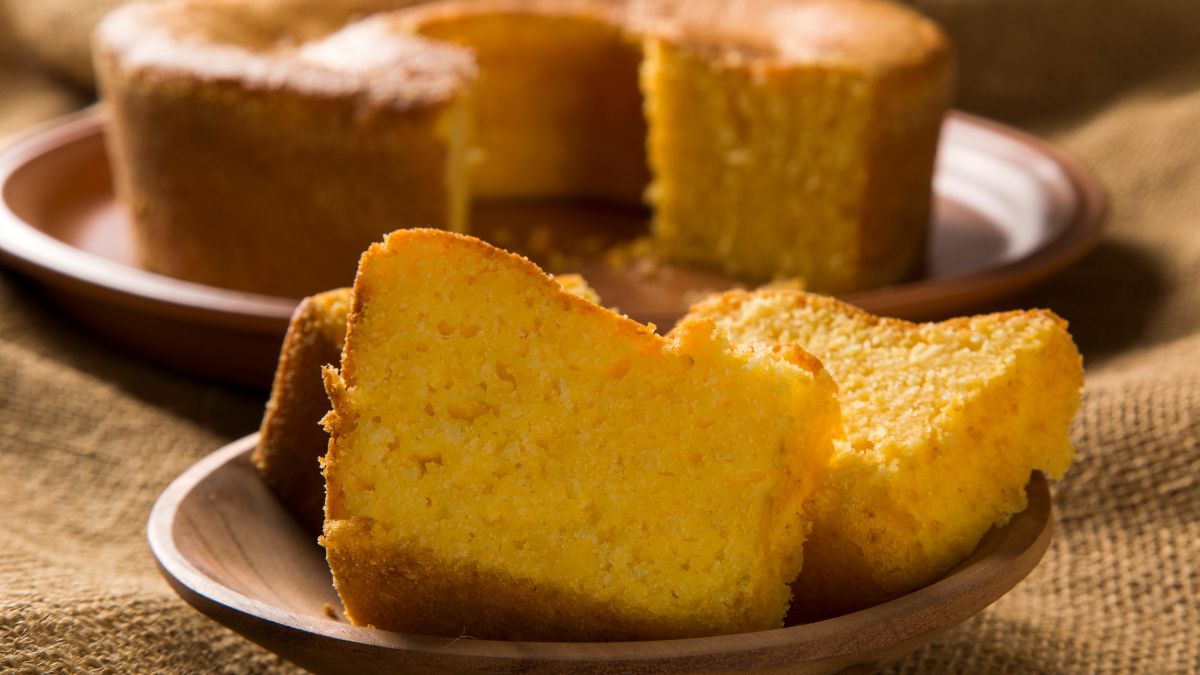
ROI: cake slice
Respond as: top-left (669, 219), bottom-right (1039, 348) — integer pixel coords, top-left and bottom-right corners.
top-left (320, 230), bottom-right (840, 640)
top-left (678, 290), bottom-right (1082, 617)
top-left (254, 274), bottom-right (601, 533)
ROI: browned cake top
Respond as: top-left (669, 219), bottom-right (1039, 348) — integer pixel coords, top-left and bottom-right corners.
top-left (97, 0), bottom-right (947, 108)
top-left (95, 0), bottom-right (477, 109)
top-left (631, 0), bottom-right (948, 72)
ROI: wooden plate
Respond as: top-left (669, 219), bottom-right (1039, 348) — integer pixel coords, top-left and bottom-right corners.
top-left (0, 109), bottom-right (1105, 388)
top-left (148, 434), bottom-right (1053, 674)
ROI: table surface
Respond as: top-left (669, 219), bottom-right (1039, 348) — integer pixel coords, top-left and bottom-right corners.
top-left (1, 0), bottom-right (1198, 672)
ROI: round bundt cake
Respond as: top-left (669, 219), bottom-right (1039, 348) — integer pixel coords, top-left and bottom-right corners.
top-left (95, 0), bottom-right (952, 297)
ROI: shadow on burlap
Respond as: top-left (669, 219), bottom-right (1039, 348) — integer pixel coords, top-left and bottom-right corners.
top-left (0, 0), bottom-right (1197, 672)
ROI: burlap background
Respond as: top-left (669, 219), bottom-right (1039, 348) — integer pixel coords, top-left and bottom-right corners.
top-left (1, 0), bottom-right (1197, 671)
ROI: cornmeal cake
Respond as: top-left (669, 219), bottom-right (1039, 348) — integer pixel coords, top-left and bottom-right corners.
top-left (679, 290), bottom-right (1082, 616)
top-left (254, 273), bottom-right (600, 532)
top-left (320, 230), bottom-right (840, 640)
top-left (96, 0), bottom-right (950, 296)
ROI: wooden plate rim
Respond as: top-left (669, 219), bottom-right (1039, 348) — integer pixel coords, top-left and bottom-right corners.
top-left (1, 109), bottom-right (1105, 336)
top-left (148, 434), bottom-right (1053, 666)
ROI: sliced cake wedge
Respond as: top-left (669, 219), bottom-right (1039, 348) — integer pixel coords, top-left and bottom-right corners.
top-left (678, 290), bottom-right (1082, 617)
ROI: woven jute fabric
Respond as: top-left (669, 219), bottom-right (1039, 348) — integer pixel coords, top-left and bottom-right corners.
top-left (1, 0), bottom-right (1197, 672)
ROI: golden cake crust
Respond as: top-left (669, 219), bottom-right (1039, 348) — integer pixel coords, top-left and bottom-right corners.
top-left (95, 0), bottom-right (475, 108)
top-left (96, 0), bottom-right (946, 138)
top-left (100, 0), bottom-right (948, 81)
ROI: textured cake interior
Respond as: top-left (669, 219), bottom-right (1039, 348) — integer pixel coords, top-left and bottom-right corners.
top-left (679, 290), bottom-right (1081, 616)
top-left (410, 7), bottom-right (649, 203)
top-left (320, 230), bottom-right (840, 640)
top-left (253, 272), bottom-right (600, 533)
top-left (642, 38), bottom-right (868, 288)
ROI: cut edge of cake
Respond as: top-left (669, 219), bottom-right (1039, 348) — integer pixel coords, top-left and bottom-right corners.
top-left (254, 273), bottom-right (603, 535)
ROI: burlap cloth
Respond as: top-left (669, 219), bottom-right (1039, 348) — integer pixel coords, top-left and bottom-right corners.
top-left (1, 0), bottom-right (1197, 671)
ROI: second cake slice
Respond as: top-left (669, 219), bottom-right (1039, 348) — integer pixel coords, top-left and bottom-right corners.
top-left (680, 290), bottom-right (1082, 617)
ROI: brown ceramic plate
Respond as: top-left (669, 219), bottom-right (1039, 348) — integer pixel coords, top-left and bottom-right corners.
top-left (0, 109), bottom-right (1105, 388)
top-left (148, 434), bottom-right (1053, 674)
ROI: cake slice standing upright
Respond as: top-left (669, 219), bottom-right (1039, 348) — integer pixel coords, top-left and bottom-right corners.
top-left (320, 230), bottom-right (841, 640)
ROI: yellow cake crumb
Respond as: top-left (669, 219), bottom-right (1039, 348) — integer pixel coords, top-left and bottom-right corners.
top-left (254, 275), bottom-right (602, 532)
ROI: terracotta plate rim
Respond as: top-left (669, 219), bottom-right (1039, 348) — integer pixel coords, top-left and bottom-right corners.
top-left (0, 109), bottom-right (1105, 336)
top-left (148, 434), bottom-right (1053, 667)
